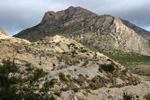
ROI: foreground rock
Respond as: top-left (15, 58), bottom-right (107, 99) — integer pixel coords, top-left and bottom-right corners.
top-left (58, 83), bottom-right (150, 100)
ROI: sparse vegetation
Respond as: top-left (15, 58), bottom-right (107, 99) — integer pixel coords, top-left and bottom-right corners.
top-left (40, 79), bottom-right (57, 93)
top-left (71, 50), bottom-right (77, 57)
top-left (102, 51), bottom-right (150, 66)
top-left (69, 43), bottom-right (75, 47)
top-left (78, 74), bottom-right (83, 77)
top-left (21, 41), bottom-right (29, 45)
top-left (25, 63), bottom-right (31, 67)
top-left (0, 59), bottom-right (56, 100)
top-left (122, 93), bottom-right (134, 100)
top-left (66, 74), bottom-right (71, 78)
top-left (81, 47), bottom-right (87, 53)
top-left (32, 68), bottom-right (48, 81)
top-left (82, 60), bottom-right (89, 66)
top-left (59, 72), bottom-right (67, 81)
top-left (100, 50), bottom-right (150, 76)
top-left (100, 64), bottom-right (115, 72)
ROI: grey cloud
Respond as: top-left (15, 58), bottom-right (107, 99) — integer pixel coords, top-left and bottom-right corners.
top-left (0, 0), bottom-right (150, 35)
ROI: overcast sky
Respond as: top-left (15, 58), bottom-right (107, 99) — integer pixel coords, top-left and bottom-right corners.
top-left (0, 0), bottom-right (150, 36)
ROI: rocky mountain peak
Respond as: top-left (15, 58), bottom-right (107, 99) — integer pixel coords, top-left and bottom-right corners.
top-left (41, 6), bottom-right (97, 23)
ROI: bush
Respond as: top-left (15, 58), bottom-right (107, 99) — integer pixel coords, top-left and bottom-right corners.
top-left (69, 43), bottom-right (75, 47)
top-left (0, 59), bottom-right (18, 75)
top-left (73, 88), bottom-right (79, 92)
top-left (40, 79), bottom-right (57, 93)
top-left (32, 69), bottom-right (47, 81)
top-left (122, 93), bottom-right (134, 100)
top-left (0, 59), bottom-right (56, 100)
top-left (0, 59), bottom-right (18, 87)
top-left (25, 63), bottom-right (31, 67)
top-left (82, 60), bottom-right (89, 66)
top-left (78, 74), bottom-right (83, 77)
top-left (81, 49), bottom-right (87, 53)
top-left (0, 59), bottom-right (20, 100)
top-left (71, 50), bottom-right (77, 57)
top-left (26, 66), bottom-right (34, 71)
top-left (85, 84), bottom-right (98, 90)
top-left (66, 74), bottom-right (71, 78)
top-left (61, 88), bottom-right (68, 91)
top-left (59, 72), bottom-right (67, 81)
top-left (100, 64), bottom-right (115, 72)
top-left (21, 41), bottom-right (29, 45)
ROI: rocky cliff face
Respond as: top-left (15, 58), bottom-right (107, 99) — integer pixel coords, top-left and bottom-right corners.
top-left (14, 6), bottom-right (150, 55)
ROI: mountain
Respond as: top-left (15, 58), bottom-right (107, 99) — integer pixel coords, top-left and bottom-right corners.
top-left (14, 6), bottom-right (150, 56)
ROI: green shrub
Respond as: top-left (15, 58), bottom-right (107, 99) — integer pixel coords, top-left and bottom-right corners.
top-left (69, 43), bottom-right (75, 47)
top-left (82, 60), bottom-right (89, 66)
top-left (59, 72), bottom-right (67, 81)
top-left (71, 50), bottom-right (77, 57)
top-left (122, 93), bottom-right (134, 100)
top-left (0, 59), bottom-right (20, 100)
top-left (78, 74), bottom-right (83, 77)
top-left (40, 79), bottom-right (57, 93)
top-left (73, 88), bottom-right (79, 92)
top-left (0, 59), bottom-right (56, 100)
top-left (61, 88), bottom-right (68, 91)
top-left (25, 63), bottom-right (31, 67)
top-left (21, 41), bottom-right (29, 45)
top-left (100, 64), bottom-right (115, 72)
top-left (66, 74), bottom-right (71, 78)
top-left (0, 59), bottom-right (18, 75)
top-left (32, 69), bottom-right (47, 81)
top-left (91, 77), bottom-right (97, 83)
top-left (81, 49), bottom-right (87, 53)
top-left (0, 59), bottom-right (18, 87)
top-left (98, 65), bottom-right (103, 72)
top-left (26, 66), bottom-right (34, 71)
top-left (85, 84), bottom-right (98, 90)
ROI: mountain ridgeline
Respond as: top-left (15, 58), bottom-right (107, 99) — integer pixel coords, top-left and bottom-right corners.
top-left (14, 6), bottom-right (150, 56)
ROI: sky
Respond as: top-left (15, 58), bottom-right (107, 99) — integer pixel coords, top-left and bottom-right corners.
top-left (0, 0), bottom-right (150, 36)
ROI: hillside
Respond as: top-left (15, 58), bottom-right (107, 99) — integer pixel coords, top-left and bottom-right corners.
top-left (3, 28), bottom-right (150, 99)
top-left (0, 27), bottom-right (8, 36)
top-left (14, 6), bottom-right (150, 56)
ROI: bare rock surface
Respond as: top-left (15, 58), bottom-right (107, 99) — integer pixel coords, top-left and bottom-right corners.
top-left (58, 83), bottom-right (150, 100)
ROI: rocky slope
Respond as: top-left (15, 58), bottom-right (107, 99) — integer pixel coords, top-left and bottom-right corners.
top-left (0, 27), bottom-right (31, 59)
top-left (0, 27), bottom-right (8, 35)
top-left (2, 29), bottom-right (148, 99)
top-left (14, 6), bottom-right (150, 56)
top-left (1, 34), bottom-right (139, 84)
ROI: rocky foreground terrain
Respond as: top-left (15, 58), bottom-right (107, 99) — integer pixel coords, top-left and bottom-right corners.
top-left (0, 27), bottom-right (150, 100)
